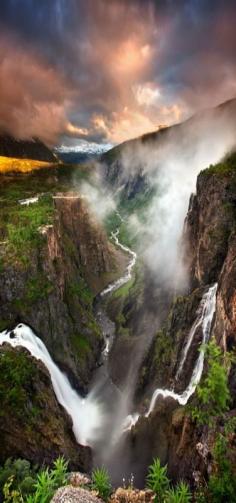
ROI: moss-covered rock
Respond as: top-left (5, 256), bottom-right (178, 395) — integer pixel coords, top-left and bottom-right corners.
top-left (0, 345), bottom-right (91, 471)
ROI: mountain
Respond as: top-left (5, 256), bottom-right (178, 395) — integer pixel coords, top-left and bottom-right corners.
top-left (0, 134), bottom-right (57, 173)
top-left (101, 97), bottom-right (236, 198)
top-left (55, 142), bottom-right (112, 164)
top-left (0, 134), bottom-right (57, 162)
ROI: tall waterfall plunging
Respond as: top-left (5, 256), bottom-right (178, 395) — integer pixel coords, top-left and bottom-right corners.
top-left (123, 283), bottom-right (217, 430)
top-left (0, 218), bottom-right (218, 472)
top-left (0, 230), bottom-right (137, 454)
top-left (0, 324), bottom-right (103, 446)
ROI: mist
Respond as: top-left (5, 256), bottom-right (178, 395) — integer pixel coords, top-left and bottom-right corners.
top-left (66, 103), bottom-right (236, 483)
top-left (115, 105), bottom-right (236, 291)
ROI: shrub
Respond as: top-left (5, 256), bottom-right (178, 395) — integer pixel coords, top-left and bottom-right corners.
top-left (146, 458), bottom-right (170, 502)
top-left (190, 339), bottom-right (231, 426)
top-left (91, 467), bottom-right (112, 501)
top-left (0, 458), bottom-right (36, 501)
top-left (3, 476), bottom-right (23, 502)
top-left (25, 456), bottom-right (68, 503)
top-left (207, 417), bottom-right (236, 502)
top-left (165, 481), bottom-right (191, 502)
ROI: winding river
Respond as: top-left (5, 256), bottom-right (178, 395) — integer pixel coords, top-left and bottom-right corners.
top-left (0, 228), bottom-right (218, 469)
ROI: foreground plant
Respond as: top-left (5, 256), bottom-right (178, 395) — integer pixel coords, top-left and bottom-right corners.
top-left (25, 456), bottom-right (68, 503)
top-left (91, 466), bottom-right (112, 501)
top-left (146, 458), bottom-right (170, 502)
top-left (165, 481), bottom-right (191, 502)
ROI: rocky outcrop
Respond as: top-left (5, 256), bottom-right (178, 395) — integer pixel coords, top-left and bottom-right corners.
top-left (0, 345), bottom-right (91, 471)
top-left (52, 487), bottom-right (103, 502)
top-left (53, 194), bottom-right (129, 294)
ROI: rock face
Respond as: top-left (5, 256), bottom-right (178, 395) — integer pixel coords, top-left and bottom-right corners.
top-left (0, 345), bottom-right (91, 471)
top-left (126, 152), bottom-right (236, 485)
top-left (184, 154), bottom-right (236, 353)
top-left (0, 193), bottom-right (127, 393)
top-left (53, 194), bottom-right (128, 294)
top-left (0, 134), bottom-right (57, 163)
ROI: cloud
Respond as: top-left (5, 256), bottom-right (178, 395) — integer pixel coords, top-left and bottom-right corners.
top-left (0, 0), bottom-right (235, 145)
top-left (115, 101), bottom-right (236, 289)
top-left (0, 33), bottom-right (78, 144)
top-left (133, 84), bottom-right (161, 107)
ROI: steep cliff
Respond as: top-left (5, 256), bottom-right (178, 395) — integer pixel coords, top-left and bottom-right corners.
top-left (0, 344), bottom-right (91, 471)
top-left (126, 151), bottom-right (236, 485)
top-left (184, 153), bottom-right (236, 353)
top-left (0, 190), bottom-right (128, 393)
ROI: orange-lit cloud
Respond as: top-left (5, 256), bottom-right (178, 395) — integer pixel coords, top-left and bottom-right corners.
top-left (92, 103), bottom-right (183, 144)
top-left (65, 122), bottom-right (89, 137)
top-left (0, 0), bottom-right (235, 146)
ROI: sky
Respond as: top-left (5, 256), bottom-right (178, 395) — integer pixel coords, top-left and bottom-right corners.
top-left (0, 0), bottom-right (235, 147)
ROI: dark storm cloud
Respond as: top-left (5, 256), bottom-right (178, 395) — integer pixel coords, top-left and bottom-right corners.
top-left (0, 0), bottom-right (235, 144)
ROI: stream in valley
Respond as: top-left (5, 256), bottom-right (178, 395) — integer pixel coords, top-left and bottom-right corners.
top-left (0, 227), bottom-right (218, 483)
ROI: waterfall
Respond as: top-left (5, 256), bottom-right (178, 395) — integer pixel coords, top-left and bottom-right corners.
top-left (175, 285), bottom-right (218, 380)
top-left (101, 229), bottom-right (137, 297)
top-left (123, 283), bottom-right (217, 431)
top-left (0, 324), bottom-right (103, 447)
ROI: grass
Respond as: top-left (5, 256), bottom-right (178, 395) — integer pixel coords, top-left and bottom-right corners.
top-left (0, 195), bottom-right (53, 267)
top-left (67, 279), bottom-right (94, 308)
top-left (71, 333), bottom-right (91, 361)
top-left (25, 275), bottom-right (54, 303)
top-left (112, 276), bottom-right (135, 299)
top-left (0, 156), bottom-right (54, 174)
top-left (201, 151), bottom-right (236, 177)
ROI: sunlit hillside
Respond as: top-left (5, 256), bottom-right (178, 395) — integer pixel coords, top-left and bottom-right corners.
top-left (0, 156), bottom-right (56, 174)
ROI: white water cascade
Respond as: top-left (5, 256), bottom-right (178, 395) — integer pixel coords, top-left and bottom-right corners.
top-left (0, 324), bottom-right (104, 446)
top-left (0, 229), bottom-right (137, 453)
top-left (123, 283), bottom-right (217, 431)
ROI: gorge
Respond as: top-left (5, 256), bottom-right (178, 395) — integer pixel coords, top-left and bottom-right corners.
top-left (0, 99), bottom-right (236, 498)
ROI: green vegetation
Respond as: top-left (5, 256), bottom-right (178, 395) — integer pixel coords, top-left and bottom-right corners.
top-left (190, 339), bottom-right (231, 426)
top-left (207, 416), bottom-right (236, 502)
top-left (91, 467), bottom-right (112, 501)
top-left (165, 482), bottom-right (191, 503)
top-left (202, 151), bottom-right (236, 178)
top-left (6, 195), bottom-right (53, 255)
top-left (0, 349), bottom-right (39, 420)
top-left (25, 275), bottom-right (53, 304)
top-left (67, 279), bottom-right (93, 308)
top-left (146, 458), bottom-right (169, 501)
top-left (25, 457), bottom-right (68, 503)
top-left (0, 449), bottom-right (235, 502)
top-left (0, 459), bottom-right (36, 501)
top-left (146, 458), bottom-right (191, 503)
top-left (70, 333), bottom-right (91, 362)
top-left (1, 456), bottom-right (68, 503)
